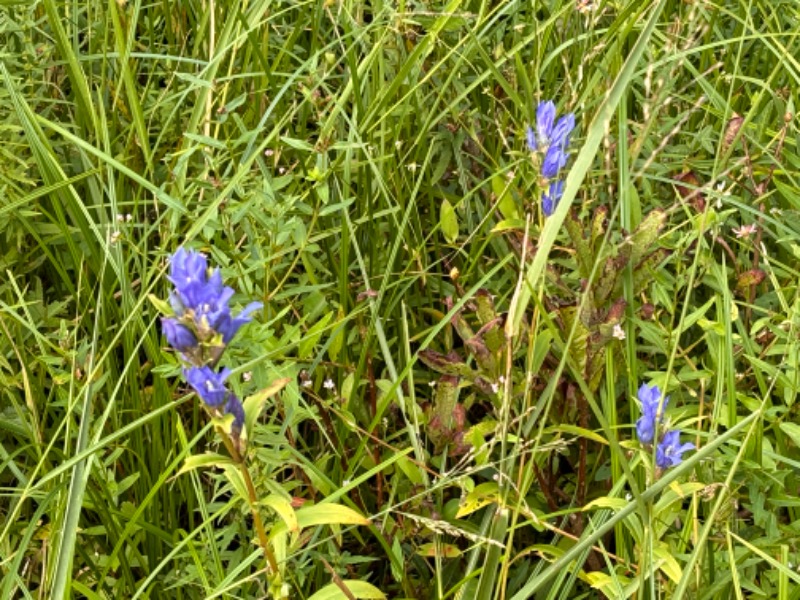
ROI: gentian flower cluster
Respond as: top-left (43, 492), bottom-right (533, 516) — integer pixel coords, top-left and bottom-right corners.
top-left (526, 100), bottom-right (576, 216)
top-left (161, 248), bottom-right (262, 442)
top-left (635, 383), bottom-right (694, 469)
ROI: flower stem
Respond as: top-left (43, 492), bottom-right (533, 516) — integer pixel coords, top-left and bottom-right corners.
top-left (216, 426), bottom-right (280, 577)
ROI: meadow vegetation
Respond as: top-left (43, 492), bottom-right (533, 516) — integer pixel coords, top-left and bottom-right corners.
top-left (2, 0), bottom-right (800, 598)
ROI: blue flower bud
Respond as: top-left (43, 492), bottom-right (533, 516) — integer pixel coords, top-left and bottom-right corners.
top-left (161, 318), bottom-right (197, 352)
top-left (542, 180), bottom-right (564, 217)
top-left (224, 394), bottom-right (246, 434)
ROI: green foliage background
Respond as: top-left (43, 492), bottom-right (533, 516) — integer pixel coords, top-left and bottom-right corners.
top-left (2, 0), bottom-right (800, 598)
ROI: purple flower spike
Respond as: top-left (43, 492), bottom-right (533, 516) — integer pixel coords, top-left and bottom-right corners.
top-left (542, 180), bottom-right (564, 217)
top-left (635, 383), bottom-right (668, 445)
top-left (184, 366), bottom-right (232, 407)
top-left (162, 318), bottom-right (198, 352)
top-left (656, 430), bottom-right (695, 469)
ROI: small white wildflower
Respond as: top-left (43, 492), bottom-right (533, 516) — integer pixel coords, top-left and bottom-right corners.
top-left (125, 213), bottom-right (133, 222)
top-left (243, 371), bottom-right (252, 382)
top-left (278, 167), bottom-right (286, 175)
top-left (732, 223), bottom-right (758, 239)
top-left (301, 379), bottom-right (313, 388)
top-left (428, 380), bottom-right (437, 387)
top-left (116, 214), bottom-right (125, 223)
top-left (770, 207), bottom-right (782, 216)
top-left (323, 378), bottom-right (335, 390)
top-left (612, 324), bottom-right (626, 340)
top-left (406, 162), bottom-right (418, 172)
top-left (506, 170), bottom-right (515, 180)
top-left (625, 492), bottom-right (632, 501)
top-left (395, 140), bottom-right (403, 150)
top-left (264, 148), bottom-right (274, 157)
top-left (342, 479), bottom-right (351, 486)
top-left (498, 375), bottom-right (506, 384)
top-left (110, 231), bottom-right (121, 244)
top-left (490, 382), bottom-right (500, 394)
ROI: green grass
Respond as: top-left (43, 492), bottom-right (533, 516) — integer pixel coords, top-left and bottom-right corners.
top-left (2, 0), bottom-right (800, 598)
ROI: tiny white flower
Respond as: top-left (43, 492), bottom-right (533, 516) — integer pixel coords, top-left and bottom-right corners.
top-left (490, 382), bottom-right (500, 394)
top-left (612, 324), bottom-right (626, 340)
top-left (243, 371), bottom-right (252, 382)
top-left (406, 162), bottom-right (418, 172)
top-left (395, 140), bottom-right (403, 150)
top-left (323, 378), bottom-right (335, 390)
top-left (428, 380), bottom-right (437, 387)
top-left (264, 148), bottom-right (274, 157)
top-left (116, 214), bottom-right (125, 223)
top-left (125, 213), bottom-right (133, 222)
top-left (498, 375), bottom-right (506, 384)
top-left (342, 479), bottom-right (351, 486)
top-left (732, 223), bottom-right (758, 239)
top-left (110, 231), bottom-right (121, 244)
top-left (278, 167), bottom-right (286, 175)
top-left (625, 492), bottom-right (632, 501)
top-left (301, 379), bottom-right (313, 388)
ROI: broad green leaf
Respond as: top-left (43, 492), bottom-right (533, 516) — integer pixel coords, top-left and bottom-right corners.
top-left (440, 199), bottom-right (459, 243)
top-left (417, 543), bottom-right (462, 558)
top-left (176, 452), bottom-right (235, 477)
top-left (654, 543), bottom-right (683, 583)
top-left (492, 174), bottom-right (520, 221)
top-left (270, 503), bottom-right (370, 539)
top-left (307, 581), bottom-right (386, 600)
top-left (582, 497), bottom-right (627, 512)
top-left (262, 494), bottom-right (298, 532)
top-left (243, 377), bottom-right (291, 435)
top-left (455, 482), bottom-right (500, 518)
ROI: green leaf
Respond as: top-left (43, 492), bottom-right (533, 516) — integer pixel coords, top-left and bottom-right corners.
top-left (262, 494), bottom-right (298, 532)
top-left (307, 581), bottom-right (386, 600)
top-left (147, 293), bottom-right (174, 317)
top-left (243, 378), bottom-right (291, 435)
top-left (492, 174), bottom-right (520, 221)
top-left (176, 453), bottom-right (235, 477)
top-left (779, 422), bottom-right (800, 448)
top-left (440, 199), bottom-right (459, 243)
top-left (270, 503), bottom-right (371, 539)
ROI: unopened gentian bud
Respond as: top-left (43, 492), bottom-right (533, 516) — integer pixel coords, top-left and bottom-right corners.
top-left (162, 318), bottom-right (197, 352)
top-left (225, 394), bottom-right (246, 434)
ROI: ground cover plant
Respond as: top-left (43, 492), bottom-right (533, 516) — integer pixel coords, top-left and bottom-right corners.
top-left (2, 0), bottom-right (800, 598)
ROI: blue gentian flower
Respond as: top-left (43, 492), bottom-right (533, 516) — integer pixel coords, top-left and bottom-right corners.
top-left (184, 366), bottom-right (232, 407)
top-left (527, 100), bottom-right (557, 151)
top-left (224, 394), bottom-right (246, 433)
top-left (162, 318), bottom-right (197, 352)
top-left (656, 430), bottom-right (695, 469)
top-left (216, 301), bottom-right (264, 343)
top-left (542, 180), bottom-right (565, 217)
top-left (166, 248), bottom-right (262, 345)
top-left (635, 383), bottom-right (668, 445)
top-left (169, 247), bottom-right (209, 293)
